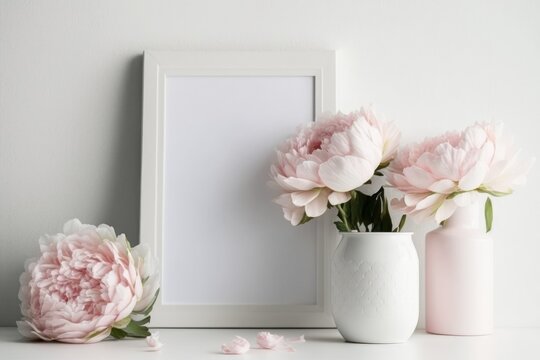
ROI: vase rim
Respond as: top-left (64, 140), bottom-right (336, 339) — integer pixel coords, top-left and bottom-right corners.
top-left (339, 231), bottom-right (414, 235)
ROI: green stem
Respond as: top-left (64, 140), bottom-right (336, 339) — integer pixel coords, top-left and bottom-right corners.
top-left (336, 204), bottom-right (352, 232)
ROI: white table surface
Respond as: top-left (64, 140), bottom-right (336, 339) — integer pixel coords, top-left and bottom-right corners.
top-left (1, 327), bottom-right (538, 360)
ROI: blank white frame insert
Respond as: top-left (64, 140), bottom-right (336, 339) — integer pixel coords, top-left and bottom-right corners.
top-left (140, 51), bottom-right (336, 327)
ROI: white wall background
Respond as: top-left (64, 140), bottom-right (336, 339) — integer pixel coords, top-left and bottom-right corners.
top-left (1, 0), bottom-right (539, 328)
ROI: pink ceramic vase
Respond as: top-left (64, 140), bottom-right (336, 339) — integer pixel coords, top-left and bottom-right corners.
top-left (425, 201), bottom-right (493, 335)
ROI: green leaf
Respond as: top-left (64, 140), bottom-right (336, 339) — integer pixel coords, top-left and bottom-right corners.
top-left (110, 327), bottom-right (127, 340)
top-left (113, 317), bottom-right (131, 329)
top-left (381, 197), bottom-right (393, 232)
top-left (336, 205), bottom-right (345, 222)
top-left (372, 192), bottom-right (382, 232)
top-left (376, 161), bottom-right (391, 170)
top-left (485, 197), bottom-right (493, 232)
top-left (336, 204), bottom-right (352, 232)
top-left (353, 186), bottom-right (406, 233)
top-left (130, 316), bottom-right (151, 327)
top-left (334, 221), bottom-right (349, 232)
top-left (299, 213), bottom-right (313, 225)
top-left (395, 214), bottom-right (407, 232)
top-left (350, 191), bottom-right (362, 231)
top-left (343, 199), bottom-right (352, 222)
top-left (123, 319), bottom-right (151, 338)
top-left (362, 192), bottom-right (376, 224)
top-left (111, 317), bottom-right (153, 339)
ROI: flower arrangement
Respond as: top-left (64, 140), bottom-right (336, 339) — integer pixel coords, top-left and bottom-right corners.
top-left (17, 219), bottom-right (160, 343)
top-left (388, 123), bottom-right (534, 230)
top-left (270, 106), bottom-right (405, 232)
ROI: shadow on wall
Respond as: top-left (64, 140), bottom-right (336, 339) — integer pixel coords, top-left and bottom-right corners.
top-left (0, 54), bottom-right (145, 328)
top-left (101, 54), bottom-right (144, 246)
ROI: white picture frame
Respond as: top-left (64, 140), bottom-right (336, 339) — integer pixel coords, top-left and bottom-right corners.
top-left (140, 50), bottom-right (336, 327)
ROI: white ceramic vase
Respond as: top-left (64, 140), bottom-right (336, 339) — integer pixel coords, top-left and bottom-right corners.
top-left (332, 232), bottom-right (419, 343)
top-left (425, 202), bottom-right (493, 335)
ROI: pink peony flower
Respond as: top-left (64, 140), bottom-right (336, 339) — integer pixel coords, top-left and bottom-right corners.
top-left (221, 336), bottom-right (250, 354)
top-left (389, 123), bottom-right (534, 223)
top-left (17, 219), bottom-right (158, 343)
top-left (271, 106), bottom-right (400, 225)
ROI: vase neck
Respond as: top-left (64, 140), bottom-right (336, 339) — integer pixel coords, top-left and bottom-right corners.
top-left (443, 202), bottom-right (481, 229)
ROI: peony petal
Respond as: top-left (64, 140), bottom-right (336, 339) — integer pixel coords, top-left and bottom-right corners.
top-left (453, 192), bottom-right (470, 207)
top-left (96, 225), bottom-right (117, 242)
top-left (484, 153), bottom-right (535, 193)
top-left (282, 177), bottom-right (320, 191)
top-left (295, 161), bottom-right (322, 183)
top-left (80, 328), bottom-right (111, 344)
top-left (459, 162), bottom-right (489, 191)
top-left (391, 197), bottom-right (408, 211)
top-left (404, 193), bottom-right (426, 207)
top-left (146, 332), bottom-right (163, 351)
top-left (256, 331), bottom-right (305, 352)
top-left (402, 166), bottom-right (437, 190)
top-left (388, 173), bottom-right (413, 189)
top-left (222, 336), bottom-right (250, 354)
top-left (428, 179), bottom-right (456, 194)
top-left (380, 122), bottom-right (401, 163)
top-left (284, 207), bottom-right (305, 226)
top-left (435, 200), bottom-right (458, 224)
top-left (478, 141), bottom-right (495, 164)
top-left (326, 132), bottom-right (351, 156)
top-left (257, 331), bottom-right (284, 349)
top-left (462, 125), bottom-right (488, 149)
top-left (62, 219), bottom-right (83, 235)
top-left (309, 149), bottom-right (331, 163)
top-left (291, 189), bottom-right (321, 207)
top-left (416, 152), bottom-right (454, 181)
top-left (411, 207), bottom-right (437, 222)
top-left (305, 189), bottom-right (331, 218)
top-left (273, 193), bottom-right (294, 208)
top-left (274, 174), bottom-right (298, 192)
top-left (17, 321), bottom-right (39, 340)
top-left (319, 156), bottom-right (375, 192)
top-left (348, 121), bottom-right (384, 168)
top-left (415, 193), bottom-right (443, 211)
top-left (436, 144), bottom-right (466, 181)
top-left (328, 191), bottom-right (351, 205)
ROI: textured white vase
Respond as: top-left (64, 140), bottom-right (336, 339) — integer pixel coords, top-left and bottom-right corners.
top-left (332, 232), bottom-right (419, 343)
top-left (425, 202), bottom-right (493, 335)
